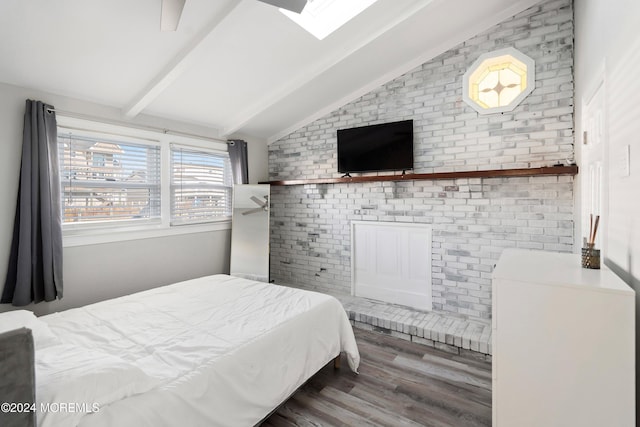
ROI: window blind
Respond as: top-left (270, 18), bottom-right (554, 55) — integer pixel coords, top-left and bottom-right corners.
top-left (58, 133), bottom-right (161, 224)
top-left (170, 145), bottom-right (232, 225)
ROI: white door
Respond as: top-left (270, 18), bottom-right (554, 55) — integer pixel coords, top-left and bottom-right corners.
top-left (582, 82), bottom-right (606, 250)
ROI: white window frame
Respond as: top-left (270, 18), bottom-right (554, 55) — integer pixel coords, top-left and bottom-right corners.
top-left (462, 47), bottom-right (536, 115)
top-left (58, 116), bottom-right (231, 247)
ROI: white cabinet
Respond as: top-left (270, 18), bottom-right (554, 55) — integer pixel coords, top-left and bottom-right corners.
top-left (492, 249), bottom-right (635, 427)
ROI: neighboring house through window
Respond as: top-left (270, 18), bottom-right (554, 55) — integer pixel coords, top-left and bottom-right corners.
top-left (59, 134), bottom-right (161, 224)
top-left (57, 116), bottom-right (232, 245)
top-left (170, 145), bottom-right (233, 225)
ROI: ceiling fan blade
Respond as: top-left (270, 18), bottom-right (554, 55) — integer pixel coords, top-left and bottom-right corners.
top-left (250, 196), bottom-right (267, 208)
top-left (257, 0), bottom-right (308, 14)
top-left (161, 0), bottom-right (186, 32)
top-left (242, 206), bottom-right (268, 216)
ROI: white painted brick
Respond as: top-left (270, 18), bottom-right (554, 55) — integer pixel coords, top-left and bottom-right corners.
top-left (268, 0), bottom-right (574, 321)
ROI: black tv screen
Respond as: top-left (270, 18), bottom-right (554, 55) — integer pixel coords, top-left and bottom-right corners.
top-left (337, 120), bottom-right (413, 174)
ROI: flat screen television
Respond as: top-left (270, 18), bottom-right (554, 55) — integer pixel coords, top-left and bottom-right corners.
top-left (337, 119), bottom-right (413, 174)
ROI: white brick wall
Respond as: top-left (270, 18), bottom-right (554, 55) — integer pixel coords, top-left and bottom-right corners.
top-left (268, 0), bottom-right (574, 320)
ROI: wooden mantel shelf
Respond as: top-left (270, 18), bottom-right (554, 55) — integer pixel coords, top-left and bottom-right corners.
top-left (261, 165), bottom-right (578, 186)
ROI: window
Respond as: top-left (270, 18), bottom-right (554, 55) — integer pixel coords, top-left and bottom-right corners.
top-left (59, 132), bottom-right (161, 225)
top-left (280, 0), bottom-right (378, 40)
top-left (462, 47), bottom-right (535, 114)
top-left (170, 145), bottom-right (233, 225)
top-left (57, 116), bottom-right (231, 244)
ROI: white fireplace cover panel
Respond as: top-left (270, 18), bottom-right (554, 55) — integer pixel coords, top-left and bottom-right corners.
top-left (351, 221), bottom-right (432, 311)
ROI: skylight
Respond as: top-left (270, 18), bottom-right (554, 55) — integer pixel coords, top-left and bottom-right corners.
top-left (280, 0), bottom-right (378, 40)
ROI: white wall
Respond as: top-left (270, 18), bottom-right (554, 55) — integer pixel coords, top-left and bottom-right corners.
top-left (575, 0), bottom-right (640, 407)
top-left (58, 231), bottom-right (230, 316)
top-left (0, 82), bottom-right (237, 315)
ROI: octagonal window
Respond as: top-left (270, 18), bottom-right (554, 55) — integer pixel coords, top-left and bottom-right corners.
top-left (463, 48), bottom-right (535, 114)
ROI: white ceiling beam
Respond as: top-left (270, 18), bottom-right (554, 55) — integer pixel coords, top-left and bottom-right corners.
top-left (221, 0), bottom-right (437, 137)
top-left (123, 0), bottom-right (243, 119)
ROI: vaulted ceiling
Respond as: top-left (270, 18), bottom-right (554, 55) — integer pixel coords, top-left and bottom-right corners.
top-left (0, 0), bottom-right (540, 142)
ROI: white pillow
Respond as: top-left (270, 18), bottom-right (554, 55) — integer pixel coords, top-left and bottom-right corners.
top-left (0, 310), bottom-right (59, 349)
top-left (36, 344), bottom-right (159, 427)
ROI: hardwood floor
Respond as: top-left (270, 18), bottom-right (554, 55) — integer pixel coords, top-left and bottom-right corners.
top-left (262, 328), bottom-right (492, 427)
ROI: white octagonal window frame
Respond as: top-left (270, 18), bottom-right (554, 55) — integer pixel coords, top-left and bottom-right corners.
top-left (462, 47), bottom-right (535, 115)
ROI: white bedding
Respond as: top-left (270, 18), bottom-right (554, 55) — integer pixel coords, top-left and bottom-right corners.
top-left (38, 275), bottom-right (360, 427)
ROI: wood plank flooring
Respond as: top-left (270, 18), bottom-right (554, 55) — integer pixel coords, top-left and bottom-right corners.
top-left (262, 328), bottom-right (492, 427)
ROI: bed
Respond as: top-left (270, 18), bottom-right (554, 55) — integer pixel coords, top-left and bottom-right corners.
top-left (1, 274), bottom-right (360, 427)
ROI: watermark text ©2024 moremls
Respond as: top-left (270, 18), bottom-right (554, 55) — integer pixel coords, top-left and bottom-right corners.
top-left (1, 402), bottom-right (100, 414)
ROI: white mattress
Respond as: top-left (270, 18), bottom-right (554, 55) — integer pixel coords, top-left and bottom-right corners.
top-left (38, 275), bottom-right (360, 426)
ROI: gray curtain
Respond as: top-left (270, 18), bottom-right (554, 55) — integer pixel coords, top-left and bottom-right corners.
top-left (2, 100), bottom-right (63, 306)
top-left (227, 139), bottom-right (249, 184)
